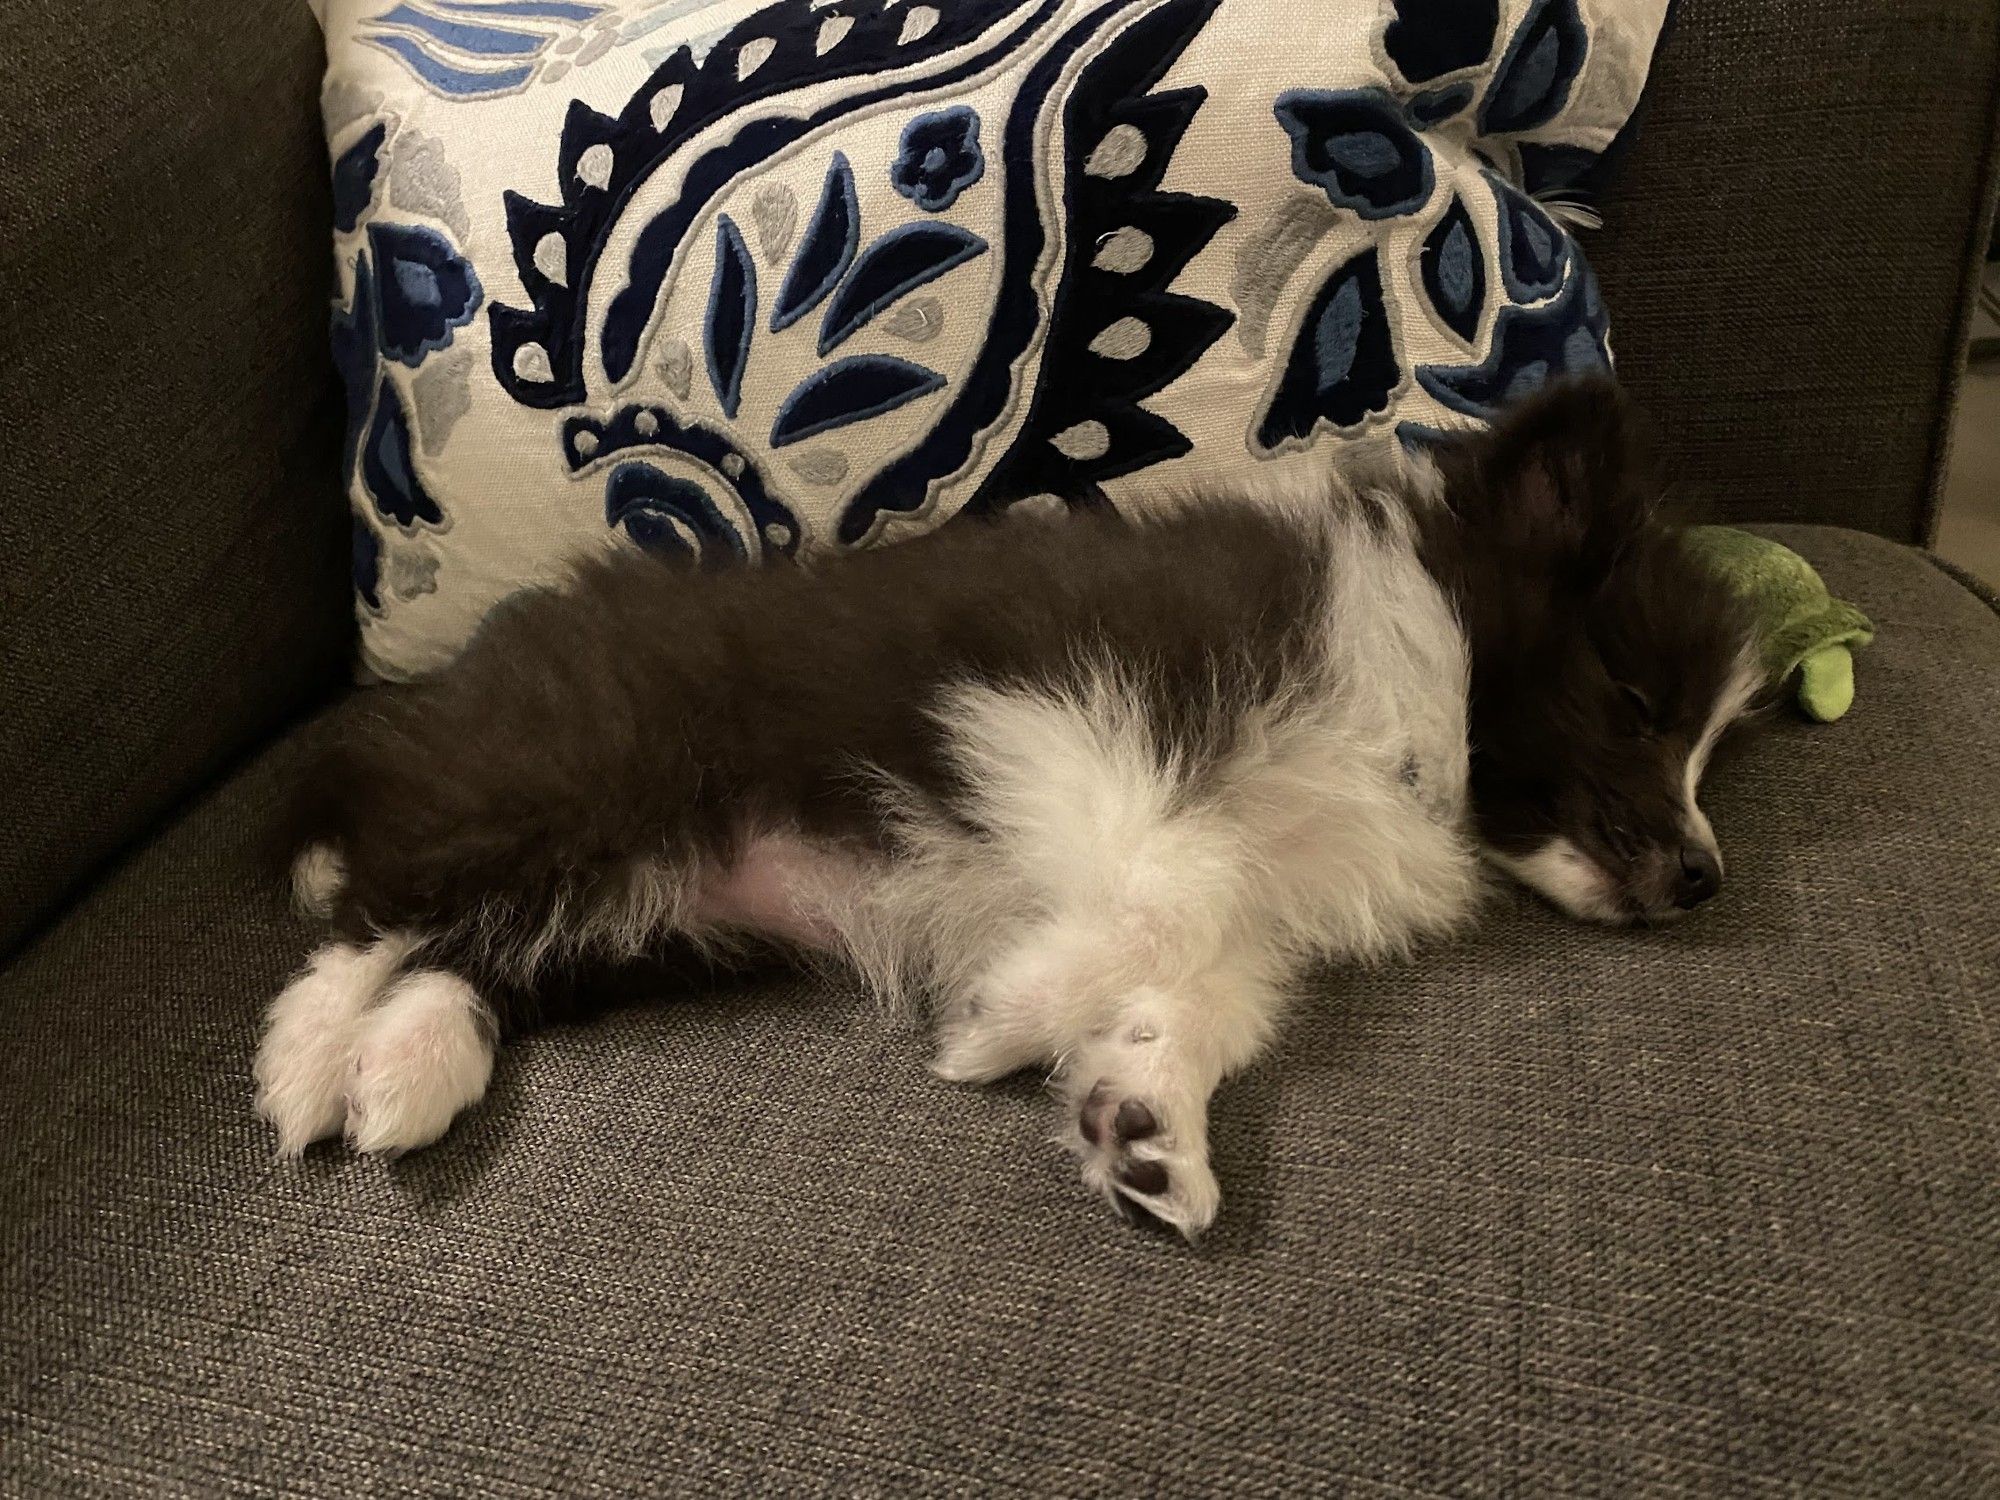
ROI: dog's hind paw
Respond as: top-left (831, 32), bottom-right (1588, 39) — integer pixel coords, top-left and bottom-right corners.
top-left (254, 940), bottom-right (403, 1156)
top-left (342, 971), bottom-right (495, 1155)
top-left (1071, 1078), bottom-right (1221, 1239)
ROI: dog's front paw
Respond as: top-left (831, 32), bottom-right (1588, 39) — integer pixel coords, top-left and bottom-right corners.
top-left (929, 1014), bottom-right (1044, 1084)
top-left (1072, 1078), bottom-right (1221, 1239)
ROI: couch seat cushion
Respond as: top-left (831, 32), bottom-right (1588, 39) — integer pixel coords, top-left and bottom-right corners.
top-left (3, 525), bottom-right (1994, 1495)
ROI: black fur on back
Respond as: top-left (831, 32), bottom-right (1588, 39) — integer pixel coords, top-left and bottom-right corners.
top-left (292, 502), bottom-right (1332, 991)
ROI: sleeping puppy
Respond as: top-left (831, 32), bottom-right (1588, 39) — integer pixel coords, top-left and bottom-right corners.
top-left (255, 376), bottom-right (1761, 1234)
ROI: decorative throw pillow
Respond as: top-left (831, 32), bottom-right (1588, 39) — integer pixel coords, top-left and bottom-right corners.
top-left (315, 0), bottom-right (1670, 680)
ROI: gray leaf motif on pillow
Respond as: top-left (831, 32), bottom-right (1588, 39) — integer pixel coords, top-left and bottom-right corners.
top-left (751, 181), bottom-right (798, 262)
top-left (388, 128), bottom-right (472, 242)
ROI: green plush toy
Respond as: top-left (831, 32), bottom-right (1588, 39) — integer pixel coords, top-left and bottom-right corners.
top-left (1683, 527), bottom-right (1875, 722)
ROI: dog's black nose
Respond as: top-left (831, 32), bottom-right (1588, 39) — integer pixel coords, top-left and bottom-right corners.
top-left (1675, 846), bottom-right (1722, 908)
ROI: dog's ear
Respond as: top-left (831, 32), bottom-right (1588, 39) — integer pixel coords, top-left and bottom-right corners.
top-left (1442, 376), bottom-right (1660, 581)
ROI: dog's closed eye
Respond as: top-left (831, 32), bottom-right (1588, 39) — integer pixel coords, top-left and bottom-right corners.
top-left (1617, 682), bottom-right (1656, 729)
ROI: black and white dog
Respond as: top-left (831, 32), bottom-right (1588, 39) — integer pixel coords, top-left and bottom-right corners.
top-left (255, 378), bottom-right (1762, 1234)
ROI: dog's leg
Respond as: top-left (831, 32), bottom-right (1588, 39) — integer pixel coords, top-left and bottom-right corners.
top-left (915, 677), bottom-right (1300, 1231)
top-left (1061, 944), bottom-right (1291, 1237)
top-left (253, 935), bottom-right (411, 1156)
top-left (342, 968), bottom-right (497, 1155)
top-left (929, 913), bottom-right (1122, 1085)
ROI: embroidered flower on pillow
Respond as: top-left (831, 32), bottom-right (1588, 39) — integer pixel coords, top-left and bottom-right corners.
top-left (891, 108), bottom-right (984, 213)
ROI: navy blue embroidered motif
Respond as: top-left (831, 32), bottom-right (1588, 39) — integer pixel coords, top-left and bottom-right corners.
top-left (771, 152), bottom-right (860, 332)
top-left (332, 123), bottom-right (387, 233)
top-left (566, 405), bottom-right (801, 562)
top-left (1275, 89), bottom-right (1435, 220)
top-left (705, 215), bottom-right (757, 417)
top-left (1383, 0), bottom-right (1499, 84)
top-left (1406, 84), bottom-right (1474, 127)
top-left (1419, 194), bottom-right (1484, 341)
top-left (1416, 257), bottom-right (1609, 418)
top-left (605, 461), bottom-right (751, 564)
top-left (818, 222), bottom-right (989, 356)
top-left (1489, 172), bottom-right (1568, 302)
top-left (361, 378), bottom-right (445, 528)
top-left (891, 107), bottom-right (986, 211)
top-left (832, 0), bottom-right (1157, 542)
top-left (353, 518), bottom-right (383, 612)
top-left (1478, 0), bottom-right (1587, 134)
top-left (367, 222), bottom-right (485, 367)
top-left (330, 256), bottom-right (380, 479)
top-left (1258, 247), bottom-right (1401, 450)
top-left (965, 0), bottom-right (1234, 516)
top-left (489, 0), bottom-right (1065, 407)
top-left (771, 356), bottom-right (947, 447)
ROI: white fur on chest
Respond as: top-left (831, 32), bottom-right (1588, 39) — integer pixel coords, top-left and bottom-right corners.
top-left (1206, 507), bottom-right (1479, 965)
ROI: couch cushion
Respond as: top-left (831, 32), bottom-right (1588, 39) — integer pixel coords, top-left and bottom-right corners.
top-left (2, 525), bottom-right (1995, 1495)
top-left (1591, 0), bottom-right (2000, 543)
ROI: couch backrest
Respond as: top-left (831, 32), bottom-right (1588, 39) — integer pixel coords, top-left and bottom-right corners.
top-left (1591, 0), bottom-right (2000, 544)
top-left (0, 0), bottom-right (354, 956)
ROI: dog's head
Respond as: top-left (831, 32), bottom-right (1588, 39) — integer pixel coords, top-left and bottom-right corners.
top-left (1427, 377), bottom-right (1764, 924)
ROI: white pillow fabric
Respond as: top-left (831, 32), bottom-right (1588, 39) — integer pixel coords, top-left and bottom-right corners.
top-left (316, 0), bottom-right (1669, 679)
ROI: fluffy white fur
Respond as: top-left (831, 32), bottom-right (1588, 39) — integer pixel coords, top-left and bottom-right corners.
top-left (290, 843), bottom-right (347, 919)
top-left (255, 935), bottom-right (411, 1155)
top-left (255, 938), bottom-right (495, 1157)
top-left (785, 499), bottom-right (1484, 1234)
top-left (1681, 644), bottom-right (1765, 859)
top-left (1485, 841), bottom-right (1622, 923)
top-left (344, 971), bottom-right (496, 1155)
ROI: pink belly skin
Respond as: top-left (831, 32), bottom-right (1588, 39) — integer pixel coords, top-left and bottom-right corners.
top-left (690, 833), bottom-right (867, 950)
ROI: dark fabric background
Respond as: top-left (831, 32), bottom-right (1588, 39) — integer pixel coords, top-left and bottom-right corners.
top-left (1591, 0), bottom-right (2000, 544)
top-left (0, 2), bottom-right (353, 958)
top-left (4, 528), bottom-right (1995, 1496)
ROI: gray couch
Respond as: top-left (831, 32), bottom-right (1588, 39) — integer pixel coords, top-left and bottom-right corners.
top-left (5, 2), bottom-right (1998, 1493)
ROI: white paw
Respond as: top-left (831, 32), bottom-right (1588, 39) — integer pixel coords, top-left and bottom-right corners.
top-left (929, 1014), bottom-right (1045, 1084)
top-left (342, 971), bottom-right (495, 1156)
top-left (1072, 1079), bottom-right (1221, 1238)
top-left (1064, 1004), bottom-right (1223, 1237)
top-left (254, 941), bottom-right (401, 1156)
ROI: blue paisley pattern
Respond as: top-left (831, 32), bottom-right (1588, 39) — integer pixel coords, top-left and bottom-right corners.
top-left (319, 0), bottom-right (1665, 669)
top-left (1257, 0), bottom-right (1612, 453)
top-left (1275, 90), bottom-right (1435, 221)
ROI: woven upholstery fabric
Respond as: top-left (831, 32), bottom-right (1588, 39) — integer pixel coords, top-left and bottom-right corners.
top-left (0, 0), bottom-right (354, 958)
top-left (1588, 0), bottom-right (2000, 543)
top-left (4, 526), bottom-right (1996, 1496)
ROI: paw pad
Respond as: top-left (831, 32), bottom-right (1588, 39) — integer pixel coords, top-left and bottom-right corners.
top-left (1073, 1078), bottom-right (1220, 1237)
